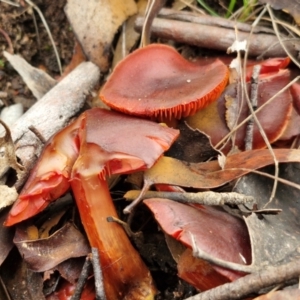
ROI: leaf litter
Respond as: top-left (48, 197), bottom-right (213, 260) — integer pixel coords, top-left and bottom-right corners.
top-left (1, 0), bottom-right (300, 299)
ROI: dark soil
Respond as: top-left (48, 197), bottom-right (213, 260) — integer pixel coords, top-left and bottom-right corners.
top-left (0, 0), bottom-right (74, 110)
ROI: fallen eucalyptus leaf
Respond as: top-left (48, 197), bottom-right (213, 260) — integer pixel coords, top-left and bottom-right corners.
top-left (234, 163), bottom-right (300, 268)
top-left (3, 51), bottom-right (57, 100)
top-left (259, 0), bottom-right (300, 24)
top-left (65, 0), bottom-right (137, 72)
top-left (144, 149), bottom-right (300, 190)
top-left (14, 222), bottom-right (90, 272)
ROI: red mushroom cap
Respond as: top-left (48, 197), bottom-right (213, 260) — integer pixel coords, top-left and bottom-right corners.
top-left (100, 44), bottom-right (229, 119)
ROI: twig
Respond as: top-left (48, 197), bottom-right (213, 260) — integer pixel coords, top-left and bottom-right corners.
top-left (226, 26), bottom-right (245, 151)
top-left (0, 0), bottom-right (19, 6)
top-left (70, 254), bottom-right (92, 300)
top-left (140, 0), bottom-right (166, 47)
top-left (190, 233), bottom-right (257, 273)
top-left (239, 7), bottom-right (279, 204)
top-left (124, 190), bottom-right (254, 206)
top-left (91, 248), bottom-right (107, 300)
top-left (3, 51), bottom-right (57, 100)
top-left (23, 0), bottom-right (62, 74)
top-left (178, 0), bottom-right (206, 15)
top-left (267, 6), bottom-right (300, 69)
top-left (123, 180), bottom-right (151, 214)
top-left (230, 167), bottom-right (300, 191)
top-left (135, 16), bottom-right (299, 57)
top-left (0, 275), bottom-right (12, 300)
top-left (158, 8), bottom-right (274, 34)
top-left (29, 6), bottom-right (41, 49)
top-left (245, 65), bottom-right (260, 150)
top-left (107, 216), bottom-right (134, 237)
top-left (184, 259), bottom-right (300, 300)
top-left (28, 125), bottom-right (47, 144)
top-left (0, 28), bottom-right (14, 54)
top-left (241, 63), bottom-right (279, 200)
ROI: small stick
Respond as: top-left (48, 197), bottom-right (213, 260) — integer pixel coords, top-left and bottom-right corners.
top-left (107, 216), bottom-right (134, 237)
top-left (0, 0), bottom-right (20, 6)
top-left (135, 16), bottom-right (299, 57)
top-left (0, 28), bottom-right (14, 53)
top-left (184, 258), bottom-right (300, 300)
top-left (29, 7), bottom-right (41, 50)
top-left (28, 125), bottom-right (47, 144)
top-left (0, 275), bottom-right (11, 300)
top-left (91, 248), bottom-right (107, 300)
top-left (140, 0), bottom-right (166, 47)
top-left (158, 8), bottom-right (274, 34)
top-left (267, 5), bottom-right (300, 69)
top-left (70, 254), bottom-right (92, 300)
top-left (244, 65), bottom-right (261, 150)
top-left (123, 181), bottom-right (151, 214)
top-left (124, 190), bottom-right (254, 206)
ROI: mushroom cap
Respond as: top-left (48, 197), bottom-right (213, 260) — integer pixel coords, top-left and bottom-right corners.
top-left (75, 108), bottom-right (180, 179)
top-left (100, 44), bottom-right (229, 119)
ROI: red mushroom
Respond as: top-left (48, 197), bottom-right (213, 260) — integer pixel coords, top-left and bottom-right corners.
top-left (187, 69), bottom-right (294, 152)
top-left (144, 198), bottom-right (251, 290)
top-left (6, 108), bottom-right (179, 299)
top-left (100, 44), bottom-right (229, 120)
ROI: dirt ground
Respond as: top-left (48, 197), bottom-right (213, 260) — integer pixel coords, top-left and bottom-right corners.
top-left (0, 0), bottom-right (74, 110)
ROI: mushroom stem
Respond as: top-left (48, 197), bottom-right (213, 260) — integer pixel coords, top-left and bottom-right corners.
top-left (71, 166), bottom-right (156, 299)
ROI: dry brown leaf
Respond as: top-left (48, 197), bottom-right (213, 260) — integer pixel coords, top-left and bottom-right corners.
top-left (112, 0), bottom-right (148, 68)
top-left (54, 258), bottom-right (86, 284)
top-left (259, 0), bottom-right (300, 24)
top-left (14, 222), bottom-right (90, 272)
top-left (59, 41), bottom-right (86, 79)
top-left (186, 93), bottom-right (229, 153)
top-left (144, 149), bottom-right (300, 190)
top-left (65, 0), bottom-right (137, 72)
top-left (234, 163), bottom-right (300, 269)
top-left (172, 0), bottom-right (195, 10)
top-left (3, 51), bottom-right (57, 100)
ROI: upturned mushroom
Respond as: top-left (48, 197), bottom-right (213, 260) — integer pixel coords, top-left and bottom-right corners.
top-left (100, 44), bottom-right (229, 120)
top-left (6, 108), bottom-right (179, 299)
